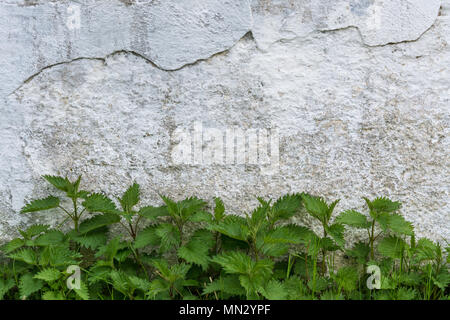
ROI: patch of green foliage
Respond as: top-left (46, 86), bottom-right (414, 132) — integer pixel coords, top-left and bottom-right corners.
top-left (0, 175), bottom-right (448, 300)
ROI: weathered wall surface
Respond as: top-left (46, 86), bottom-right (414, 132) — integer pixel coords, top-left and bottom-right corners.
top-left (0, 0), bottom-right (448, 244)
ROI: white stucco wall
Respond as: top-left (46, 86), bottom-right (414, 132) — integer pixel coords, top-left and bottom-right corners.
top-left (0, 0), bottom-right (448, 244)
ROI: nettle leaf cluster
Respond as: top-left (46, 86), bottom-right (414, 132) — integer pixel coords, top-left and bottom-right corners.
top-left (0, 175), bottom-right (448, 300)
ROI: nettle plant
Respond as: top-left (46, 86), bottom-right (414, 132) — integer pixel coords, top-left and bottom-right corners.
top-left (0, 175), bottom-right (448, 300)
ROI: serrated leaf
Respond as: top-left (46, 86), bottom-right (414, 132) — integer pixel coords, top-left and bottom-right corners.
top-left (177, 230), bottom-right (215, 270)
top-left (74, 281), bottom-right (90, 300)
top-left (43, 175), bottom-right (72, 192)
top-left (364, 197), bottom-right (401, 217)
top-left (336, 210), bottom-right (370, 229)
top-left (301, 194), bottom-right (332, 223)
top-left (187, 210), bottom-right (213, 223)
top-left (25, 224), bottom-right (50, 237)
top-left (396, 287), bottom-right (417, 300)
top-left (259, 279), bottom-right (288, 300)
top-left (19, 273), bottom-right (44, 298)
top-left (69, 227), bottom-right (108, 250)
top-left (414, 238), bottom-right (438, 262)
top-left (78, 213), bottom-right (120, 234)
top-left (388, 214), bottom-right (414, 236)
top-left (42, 291), bottom-right (64, 300)
top-left (210, 251), bottom-right (253, 275)
top-left (214, 198), bottom-right (225, 221)
top-left (335, 266), bottom-right (358, 292)
top-left (433, 271), bottom-right (450, 291)
top-left (1, 238), bottom-right (25, 254)
top-left (34, 230), bottom-right (66, 246)
top-left (119, 183), bottom-right (140, 213)
top-left (134, 225), bottom-right (160, 249)
top-left (325, 223), bottom-right (345, 247)
top-left (138, 205), bottom-right (169, 221)
top-left (378, 236), bottom-right (406, 259)
top-left (34, 268), bottom-right (61, 282)
top-left (264, 225), bottom-right (304, 244)
top-left (95, 236), bottom-right (124, 263)
top-left (307, 277), bottom-right (329, 292)
top-left (209, 215), bottom-right (248, 241)
top-left (8, 248), bottom-right (37, 265)
top-left (270, 194), bottom-right (302, 222)
top-left (40, 245), bottom-right (82, 267)
top-left (346, 242), bottom-right (370, 264)
top-left (0, 279), bottom-right (15, 300)
top-left (156, 223), bottom-right (181, 253)
top-left (82, 193), bottom-right (120, 214)
top-left (21, 196), bottom-right (60, 213)
top-left (203, 275), bottom-right (245, 297)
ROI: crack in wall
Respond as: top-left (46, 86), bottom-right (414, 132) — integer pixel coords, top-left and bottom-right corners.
top-left (6, 1), bottom-right (443, 97)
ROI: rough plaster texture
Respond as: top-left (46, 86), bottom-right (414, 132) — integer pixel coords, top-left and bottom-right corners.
top-left (0, 0), bottom-right (448, 244)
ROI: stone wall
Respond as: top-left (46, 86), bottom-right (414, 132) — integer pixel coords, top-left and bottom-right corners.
top-left (0, 0), bottom-right (448, 244)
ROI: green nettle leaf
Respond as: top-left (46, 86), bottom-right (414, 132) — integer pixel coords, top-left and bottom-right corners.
top-left (19, 273), bottom-right (44, 298)
top-left (74, 281), bottom-right (90, 300)
top-left (378, 236), bottom-right (406, 259)
top-left (138, 205), bottom-right (169, 221)
top-left (259, 279), bottom-right (288, 300)
top-left (178, 197), bottom-right (208, 220)
top-left (414, 238), bottom-right (438, 262)
top-left (396, 287), bottom-right (417, 300)
top-left (270, 194), bottom-right (302, 222)
top-left (188, 210), bottom-right (213, 223)
top-left (214, 198), bottom-right (225, 221)
top-left (129, 276), bottom-right (152, 293)
top-left (325, 223), bottom-right (345, 247)
top-left (388, 214), bottom-right (414, 236)
top-left (8, 248), bottom-right (38, 265)
top-left (301, 194), bottom-right (332, 223)
top-left (209, 215), bottom-right (248, 241)
top-left (1, 238), bottom-right (25, 254)
top-left (346, 242), bottom-right (370, 264)
top-left (34, 230), bottom-right (66, 246)
top-left (375, 212), bottom-right (391, 232)
top-left (433, 271), bottom-right (450, 291)
top-left (364, 197), bottom-right (401, 217)
top-left (177, 229), bottom-right (215, 270)
top-left (78, 213), bottom-right (120, 234)
top-left (42, 291), bottom-right (64, 300)
top-left (264, 225), bottom-right (305, 244)
top-left (119, 183), bottom-right (140, 213)
top-left (69, 227), bottom-right (108, 250)
top-left (134, 225), bottom-right (161, 249)
top-left (43, 175), bottom-right (72, 192)
top-left (34, 268), bottom-right (62, 282)
top-left (40, 245), bottom-right (82, 267)
top-left (150, 259), bottom-right (191, 284)
top-left (210, 251), bottom-right (253, 275)
top-left (21, 196), bottom-right (60, 213)
top-left (155, 223), bottom-right (181, 253)
top-left (0, 279), bottom-right (15, 300)
top-left (398, 272), bottom-right (422, 286)
top-left (95, 236), bottom-right (125, 263)
top-left (336, 210), bottom-right (370, 229)
top-left (83, 193), bottom-right (120, 214)
top-left (335, 266), bottom-right (359, 292)
top-left (160, 195), bottom-right (207, 222)
top-left (203, 275), bottom-right (246, 297)
top-left (25, 224), bottom-right (50, 237)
